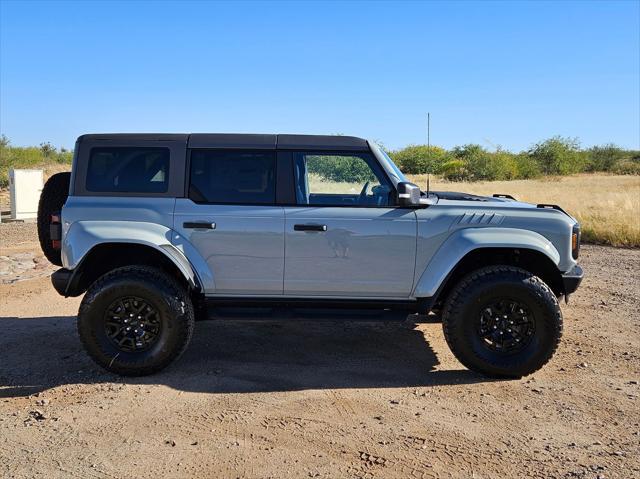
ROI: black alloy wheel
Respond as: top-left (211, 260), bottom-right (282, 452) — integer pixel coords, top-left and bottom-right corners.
top-left (477, 299), bottom-right (536, 354)
top-left (104, 296), bottom-right (162, 352)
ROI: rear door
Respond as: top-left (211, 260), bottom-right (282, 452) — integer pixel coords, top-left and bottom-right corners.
top-left (173, 148), bottom-right (285, 295)
top-left (284, 151), bottom-right (417, 298)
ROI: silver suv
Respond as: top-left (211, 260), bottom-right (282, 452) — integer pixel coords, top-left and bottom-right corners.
top-left (37, 133), bottom-right (583, 377)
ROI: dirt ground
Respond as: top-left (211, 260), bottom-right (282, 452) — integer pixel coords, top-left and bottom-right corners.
top-left (0, 223), bottom-right (638, 479)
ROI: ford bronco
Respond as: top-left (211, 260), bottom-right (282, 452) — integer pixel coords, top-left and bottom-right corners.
top-left (37, 134), bottom-right (583, 377)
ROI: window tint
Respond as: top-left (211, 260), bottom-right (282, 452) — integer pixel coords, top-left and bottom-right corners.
top-left (86, 147), bottom-right (170, 193)
top-left (189, 150), bottom-right (276, 204)
top-left (294, 152), bottom-right (391, 207)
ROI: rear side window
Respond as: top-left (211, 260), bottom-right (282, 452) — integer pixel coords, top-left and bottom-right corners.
top-left (86, 147), bottom-right (170, 193)
top-left (189, 150), bottom-right (276, 204)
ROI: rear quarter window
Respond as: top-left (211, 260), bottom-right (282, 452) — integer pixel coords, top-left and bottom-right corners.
top-left (86, 147), bottom-right (170, 193)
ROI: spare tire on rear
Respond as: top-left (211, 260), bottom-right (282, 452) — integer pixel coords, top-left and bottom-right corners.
top-left (37, 172), bottom-right (71, 266)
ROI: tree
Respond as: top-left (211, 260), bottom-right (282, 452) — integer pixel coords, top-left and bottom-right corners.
top-left (389, 144), bottom-right (449, 174)
top-left (527, 136), bottom-right (584, 175)
top-left (39, 142), bottom-right (56, 158)
top-left (451, 144), bottom-right (492, 180)
top-left (586, 144), bottom-right (624, 172)
top-left (440, 159), bottom-right (468, 181)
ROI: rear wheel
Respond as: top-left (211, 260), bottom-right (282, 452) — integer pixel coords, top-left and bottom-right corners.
top-left (442, 265), bottom-right (562, 378)
top-left (37, 172), bottom-right (71, 266)
top-left (77, 266), bottom-right (194, 376)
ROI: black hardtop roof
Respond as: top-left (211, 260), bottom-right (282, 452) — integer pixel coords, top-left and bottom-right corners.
top-left (77, 133), bottom-right (369, 151)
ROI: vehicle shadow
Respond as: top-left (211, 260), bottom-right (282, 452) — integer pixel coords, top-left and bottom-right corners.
top-left (0, 315), bottom-right (492, 398)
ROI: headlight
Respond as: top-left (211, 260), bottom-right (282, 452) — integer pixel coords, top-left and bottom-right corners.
top-left (572, 223), bottom-right (581, 259)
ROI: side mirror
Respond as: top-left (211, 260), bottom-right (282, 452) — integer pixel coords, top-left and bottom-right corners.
top-left (396, 182), bottom-right (421, 206)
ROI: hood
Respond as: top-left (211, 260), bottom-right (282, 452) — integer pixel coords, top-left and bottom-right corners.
top-left (428, 190), bottom-right (576, 220)
top-left (430, 191), bottom-right (536, 209)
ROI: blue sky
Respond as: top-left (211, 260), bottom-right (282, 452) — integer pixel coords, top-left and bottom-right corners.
top-left (1, 0), bottom-right (638, 151)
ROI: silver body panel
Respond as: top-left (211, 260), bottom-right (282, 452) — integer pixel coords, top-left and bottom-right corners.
top-left (173, 200), bottom-right (285, 295)
top-left (283, 207), bottom-right (417, 297)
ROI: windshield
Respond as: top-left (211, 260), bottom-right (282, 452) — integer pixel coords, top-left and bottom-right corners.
top-left (371, 143), bottom-right (408, 183)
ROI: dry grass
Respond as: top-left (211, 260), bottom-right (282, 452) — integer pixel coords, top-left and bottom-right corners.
top-left (409, 173), bottom-right (640, 247)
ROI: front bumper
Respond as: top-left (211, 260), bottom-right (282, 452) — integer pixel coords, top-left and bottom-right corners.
top-left (561, 264), bottom-right (584, 296)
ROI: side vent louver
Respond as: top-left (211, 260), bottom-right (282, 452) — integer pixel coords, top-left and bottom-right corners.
top-left (453, 213), bottom-right (504, 229)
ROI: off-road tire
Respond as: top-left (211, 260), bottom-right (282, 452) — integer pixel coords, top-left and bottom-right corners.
top-left (37, 172), bottom-right (71, 266)
top-left (78, 266), bottom-right (195, 376)
top-left (442, 265), bottom-right (562, 378)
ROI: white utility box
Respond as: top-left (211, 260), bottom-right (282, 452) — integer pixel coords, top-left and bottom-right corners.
top-left (8, 169), bottom-right (43, 220)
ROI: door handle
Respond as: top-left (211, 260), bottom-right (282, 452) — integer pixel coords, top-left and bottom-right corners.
top-left (183, 221), bottom-right (216, 229)
top-left (294, 224), bottom-right (327, 232)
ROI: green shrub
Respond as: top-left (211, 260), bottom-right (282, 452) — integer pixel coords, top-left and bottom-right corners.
top-left (490, 150), bottom-right (520, 180)
top-left (0, 137), bottom-right (73, 187)
top-left (306, 154), bottom-right (376, 183)
top-left (440, 159), bottom-right (468, 181)
top-left (612, 158), bottom-right (640, 175)
top-left (528, 136), bottom-right (585, 175)
top-left (513, 153), bottom-right (541, 179)
top-left (389, 145), bottom-right (449, 174)
top-left (450, 144), bottom-right (487, 180)
top-left (586, 144), bottom-right (625, 172)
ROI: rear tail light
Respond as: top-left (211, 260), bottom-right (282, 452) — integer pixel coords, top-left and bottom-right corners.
top-left (50, 213), bottom-right (62, 250)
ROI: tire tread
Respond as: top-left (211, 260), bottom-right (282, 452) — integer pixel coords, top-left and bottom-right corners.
top-left (78, 265), bottom-right (194, 376)
top-left (442, 265), bottom-right (562, 378)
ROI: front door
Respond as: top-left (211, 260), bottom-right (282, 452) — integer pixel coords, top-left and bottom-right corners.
top-left (284, 151), bottom-right (417, 298)
top-left (173, 149), bottom-right (284, 295)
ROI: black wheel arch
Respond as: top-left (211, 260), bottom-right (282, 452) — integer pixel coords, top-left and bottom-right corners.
top-left (431, 247), bottom-right (564, 311)
top-left (63, 243), bottom-right (200, 299)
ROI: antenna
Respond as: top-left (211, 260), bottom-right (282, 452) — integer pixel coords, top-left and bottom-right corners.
top-left (426, 112), bottom-right (431, 196)
top-left (427, 112), bottom-right (430, 153)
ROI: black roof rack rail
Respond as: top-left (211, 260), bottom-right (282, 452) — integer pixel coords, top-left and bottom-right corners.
top-left (493, 193), bottom-right (516, 200)
top-left (536, 203), bottom-right (569, 215)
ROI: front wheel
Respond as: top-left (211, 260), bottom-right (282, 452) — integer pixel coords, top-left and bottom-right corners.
top-left (77, 266), bottom-right (194, 376)
top-left (442, 266), bottom-right (562, 378)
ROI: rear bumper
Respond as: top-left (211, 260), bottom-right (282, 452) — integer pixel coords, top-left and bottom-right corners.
top-left (51, 268), bottom-right (73, 296)
top-left (561, 264), bottom-right (584, 296)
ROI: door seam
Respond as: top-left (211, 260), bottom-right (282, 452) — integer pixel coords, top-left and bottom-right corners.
top-left (282, 206), bottom-right (286, 294)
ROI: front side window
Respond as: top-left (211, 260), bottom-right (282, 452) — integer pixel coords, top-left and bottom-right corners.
top-left (294, 152), bottom-right (392, 207)
top-left (86, 147), bottom-right (170, 193)
top-left (189, 150), bottom-right (276, 204)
